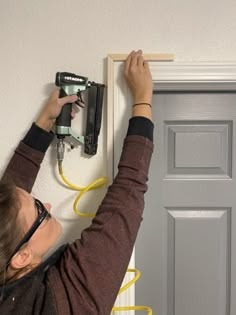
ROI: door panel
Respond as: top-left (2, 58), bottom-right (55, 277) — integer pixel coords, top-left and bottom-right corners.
top-left (169, 208), bottom-right (230, 315)
top-left (135, 92), bottom-right (236, 315)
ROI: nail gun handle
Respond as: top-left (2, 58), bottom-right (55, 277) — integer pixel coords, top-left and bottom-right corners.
top-left (56, 88), bottom-right (72, 128)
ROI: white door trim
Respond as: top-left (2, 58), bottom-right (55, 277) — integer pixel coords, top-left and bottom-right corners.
top-left (107, 55), bottom-right (236, 314)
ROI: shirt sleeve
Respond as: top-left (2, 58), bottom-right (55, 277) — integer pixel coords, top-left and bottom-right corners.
top-left (22, 123), bottom-right (54, 152)
top-left (126, 116), bottom-right (154, 141)
top-left (53, 134), bottom-right (154, 315)
top-left (1, 123), bottom-right (53, 192)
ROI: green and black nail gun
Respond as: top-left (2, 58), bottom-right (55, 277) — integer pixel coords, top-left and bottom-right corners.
top-left (55, 72), bottom-right (105, 161)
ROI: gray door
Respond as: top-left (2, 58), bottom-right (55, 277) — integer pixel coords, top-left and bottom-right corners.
top-left (135, 91), bottom-right (236, 315)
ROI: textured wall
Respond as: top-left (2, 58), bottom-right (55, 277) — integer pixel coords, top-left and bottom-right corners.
top-left (0, 0), bottom-right (236, 297)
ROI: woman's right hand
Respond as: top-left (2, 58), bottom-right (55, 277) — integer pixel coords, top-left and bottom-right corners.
top-left (124, 50), bottom-right (153, 104)
top-left (36, 89), bottom-right (78, 132)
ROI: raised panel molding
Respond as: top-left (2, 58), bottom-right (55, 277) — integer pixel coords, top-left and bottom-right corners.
top-left (164, 121), bottom-right (233, 178)
top-left (166, 208), bottom-right (231, 315)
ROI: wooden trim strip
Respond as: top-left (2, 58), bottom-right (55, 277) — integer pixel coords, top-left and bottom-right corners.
top-left (108, 53), bottom-right (175, 61)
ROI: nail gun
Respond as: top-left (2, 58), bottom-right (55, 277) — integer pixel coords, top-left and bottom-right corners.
top-left (55, 72), bottom-right (105, 161)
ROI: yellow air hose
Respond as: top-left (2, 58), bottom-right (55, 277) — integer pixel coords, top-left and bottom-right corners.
top-left (58, 161), bottom-right (153, 315)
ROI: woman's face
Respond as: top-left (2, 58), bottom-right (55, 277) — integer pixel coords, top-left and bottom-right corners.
top-left (17, 187), bottom-right (62, 260)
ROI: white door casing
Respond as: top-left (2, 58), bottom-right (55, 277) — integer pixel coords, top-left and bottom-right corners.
top-left (107, 55), bottom-right (236, 315)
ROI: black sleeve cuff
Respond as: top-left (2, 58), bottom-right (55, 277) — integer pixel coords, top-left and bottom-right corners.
top-left (126, 116), bottom-right (154, 142)
top-left (22, 123), bottom-right (54, 153)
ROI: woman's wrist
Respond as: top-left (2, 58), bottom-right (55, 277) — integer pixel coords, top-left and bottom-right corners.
top-left (35, 115), bottom-right (54, 132)
top-left (134, 95), bottom-right (152, 104)
top-left (133, 102), bottom-right (151, 108)
top-left (132, 103), bottom-right (152, 121)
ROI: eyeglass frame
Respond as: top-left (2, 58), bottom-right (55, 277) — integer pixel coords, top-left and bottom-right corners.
top-left (8, 198), bottom-right (51, 263)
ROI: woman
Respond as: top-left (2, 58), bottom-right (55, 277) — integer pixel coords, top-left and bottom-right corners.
top-left (0, 50), bottom-right (153, 315)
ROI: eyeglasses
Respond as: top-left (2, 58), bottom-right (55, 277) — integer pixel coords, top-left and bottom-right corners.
top-left (9, 198), bottom-right (51, 262)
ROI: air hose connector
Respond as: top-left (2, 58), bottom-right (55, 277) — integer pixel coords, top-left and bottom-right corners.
top-left (57, 138), bottom-right (65, 162)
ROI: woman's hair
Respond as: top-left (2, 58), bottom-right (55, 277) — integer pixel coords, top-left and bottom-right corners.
top-left (0, 178), bottom-right (25, 285)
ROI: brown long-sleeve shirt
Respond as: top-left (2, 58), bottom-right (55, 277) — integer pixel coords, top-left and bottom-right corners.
top-left (0, 118), bottom-right (153, 314)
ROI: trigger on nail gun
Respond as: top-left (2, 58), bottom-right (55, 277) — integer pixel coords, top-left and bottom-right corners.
top-left (75, 91), bottom-right (85, 108)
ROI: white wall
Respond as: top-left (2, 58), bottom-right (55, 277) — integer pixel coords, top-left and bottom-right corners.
top-left (0, 0), bottom-right (236, 254)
